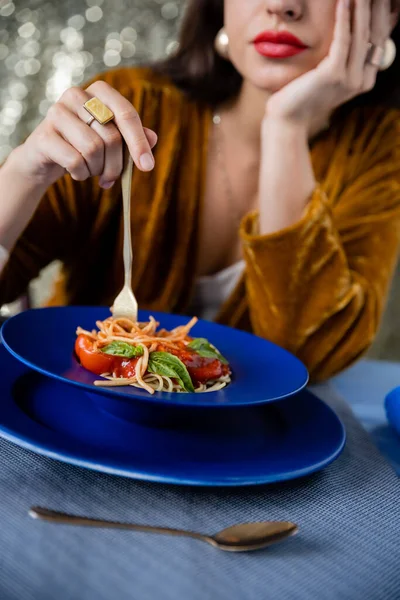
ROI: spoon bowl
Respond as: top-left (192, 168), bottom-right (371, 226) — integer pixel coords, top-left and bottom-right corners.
top-left (209, 521), bottom-right (299, 551)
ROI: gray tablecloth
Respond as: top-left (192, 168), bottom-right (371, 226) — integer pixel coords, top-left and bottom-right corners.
top-left (1, 383), bottom-right (399, 600)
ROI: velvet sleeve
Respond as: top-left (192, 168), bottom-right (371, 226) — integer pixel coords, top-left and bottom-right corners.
top-left (0, 173), bottom-right (99, 305)
top-left (240, 112), bottom-right (400, 381)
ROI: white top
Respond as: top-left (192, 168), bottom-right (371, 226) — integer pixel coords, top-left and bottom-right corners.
top-left (188, 260), bottom-right (245, 322)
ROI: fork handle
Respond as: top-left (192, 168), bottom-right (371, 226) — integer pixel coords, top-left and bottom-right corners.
top-left (121, 148), bottom-right (133, 287)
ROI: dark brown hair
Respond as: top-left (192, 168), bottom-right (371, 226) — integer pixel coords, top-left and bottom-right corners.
top-left (156, 0), bottom-right (400, 109)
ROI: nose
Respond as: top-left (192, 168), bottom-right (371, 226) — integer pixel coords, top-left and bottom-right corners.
top-left (265, 0), bottom-right (303, 21)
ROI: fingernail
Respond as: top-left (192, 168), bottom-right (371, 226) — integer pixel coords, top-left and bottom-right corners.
top-left (140, 152), bottom-right (154, 171)
top-left (101, 180), bottom-right (115, 189)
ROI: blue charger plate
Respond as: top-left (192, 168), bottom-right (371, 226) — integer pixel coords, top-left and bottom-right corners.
top-left (0, 345), bottom-right (345, 486)
top-left (1, 306), bottom-right (309, 407)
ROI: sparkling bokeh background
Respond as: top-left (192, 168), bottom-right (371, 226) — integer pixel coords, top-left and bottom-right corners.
top-left (0, 0), bottom-right (183, 314)
top-left (1, 0), bottom-right (400, 359)
top-left (0, 0), bottom-right (183, 163)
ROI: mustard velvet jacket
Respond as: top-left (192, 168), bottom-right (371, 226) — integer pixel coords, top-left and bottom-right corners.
top-left (1, 67), bottom-right (400, 381)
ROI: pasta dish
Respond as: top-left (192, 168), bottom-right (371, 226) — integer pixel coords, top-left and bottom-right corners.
top-left (74, 315), bottom-right (231, 394)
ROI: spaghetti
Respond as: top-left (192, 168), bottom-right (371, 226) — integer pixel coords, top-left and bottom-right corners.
top-left (74, 315), bottom-right (231, 395)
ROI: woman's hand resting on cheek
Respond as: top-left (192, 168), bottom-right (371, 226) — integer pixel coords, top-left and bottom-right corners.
top-left (265, 0), bottom-right (392, 133)
top-left (258, 0), bottom-right (394, 235)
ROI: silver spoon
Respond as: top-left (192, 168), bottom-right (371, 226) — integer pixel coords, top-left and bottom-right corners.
top-left (29, 506), bottom-right (298, 552)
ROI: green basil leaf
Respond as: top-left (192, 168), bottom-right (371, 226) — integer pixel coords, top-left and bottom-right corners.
top-left (188, 338), bottom-right (228, 365)
top-left (101, 341), bottom-right (144, 358)
top-left (148, 351), bottom-right (195, 393)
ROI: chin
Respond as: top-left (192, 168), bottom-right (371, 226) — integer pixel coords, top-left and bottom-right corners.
top-left (248, 64), bottom-right (309, 93)
top-left (234, 48), bottom-right (318, 94)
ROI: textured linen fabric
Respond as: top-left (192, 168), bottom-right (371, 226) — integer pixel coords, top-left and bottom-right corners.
top-left (1, 68), bottom-right (400, 382)
top-left (0, 383), bottom-right (399, 600)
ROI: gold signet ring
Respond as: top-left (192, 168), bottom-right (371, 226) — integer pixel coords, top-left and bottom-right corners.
top-left (83, 97), bottom-right (115, 125)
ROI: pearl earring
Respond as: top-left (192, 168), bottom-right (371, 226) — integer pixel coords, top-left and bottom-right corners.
top-left (214, 27), bottom-right (230, 60)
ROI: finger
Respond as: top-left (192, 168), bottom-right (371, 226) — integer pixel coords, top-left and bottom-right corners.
top-left (37, 128), bottom-right (91, 181)
top-left (60, 86), bottom-right (126, 187)
top-left (62, 89), bottom-right (157, 186)
top-left (85, 80), bottom-right (155, 172)
top-left (325, 0), bottom-right (352, 72)
top-left (364, 0), bottom-right (391, 88)
top-left (144, 127), bottom-right (158, 149)
top-left (347, 0), bottom-right (371, 86)
top-left (98, 128), bottom-right (157, 187)
top-left (47, 101), bottom-right (105, 177)
top-left (370, 0), bottom-right (391, 45)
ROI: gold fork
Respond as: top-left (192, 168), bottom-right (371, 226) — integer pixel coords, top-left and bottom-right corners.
top-left (111, 147), bottom-right (138, 322)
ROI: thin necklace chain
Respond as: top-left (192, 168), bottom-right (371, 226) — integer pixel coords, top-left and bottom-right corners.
top-left (212, 112), bottom-right (244, 231)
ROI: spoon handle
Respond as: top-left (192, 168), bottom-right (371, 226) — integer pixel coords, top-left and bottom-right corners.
top-left (29, 507), bottom-right (206, 543)
top-left (121, 148), bottom-right (133, 287)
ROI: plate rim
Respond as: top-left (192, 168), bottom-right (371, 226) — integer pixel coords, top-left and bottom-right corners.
top-left (0, 423), bottom-right (346, 486)
top-left (1, 306), bottom-right (310, 408)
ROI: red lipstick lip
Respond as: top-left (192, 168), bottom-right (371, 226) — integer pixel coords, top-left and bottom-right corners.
top-left (253, 31), bottom-right (307, 48)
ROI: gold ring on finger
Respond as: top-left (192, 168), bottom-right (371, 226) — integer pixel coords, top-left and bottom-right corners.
top-left (83, 97), bottom-right (115, 125)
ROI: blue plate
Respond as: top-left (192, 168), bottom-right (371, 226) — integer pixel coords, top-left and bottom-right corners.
top-left (1, 306), bottom-right (309, 408)
top-left (0, 345), bottom-right (345, 486)
top-left (385, 386), bottom-right (400, 437)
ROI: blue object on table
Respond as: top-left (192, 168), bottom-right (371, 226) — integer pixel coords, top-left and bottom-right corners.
top-left (0, 346), bottom-right (344, 486)
top-left (331, 359), bottom-right (400, 475)
top-left (385, 387), bottom-right (400, 437)
top-left (1, 306), bottom-right (309, 407)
